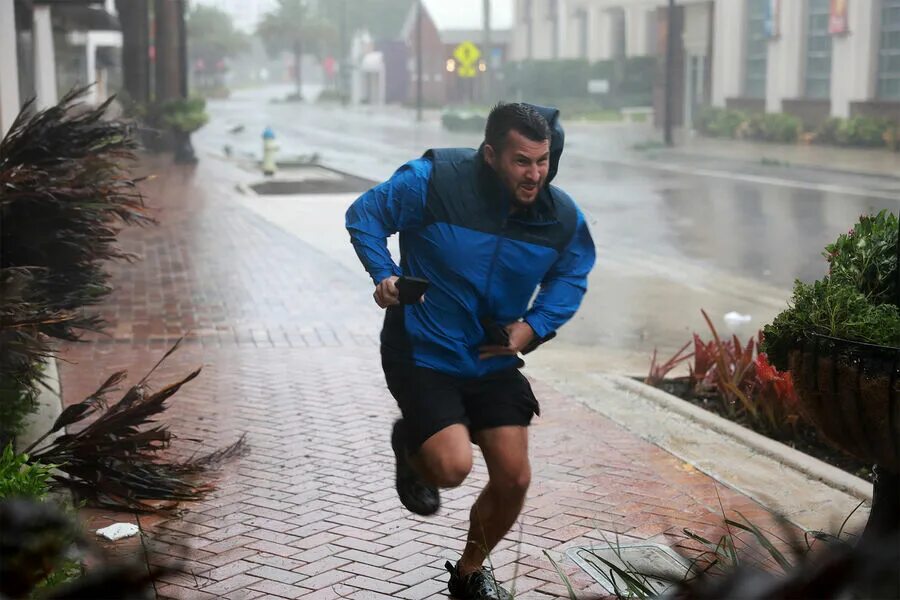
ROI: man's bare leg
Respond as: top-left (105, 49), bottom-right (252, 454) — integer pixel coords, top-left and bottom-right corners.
top-left (458, 426), bottom-right (530, 575)
top-left (410, 423), bottom-right (474, 488)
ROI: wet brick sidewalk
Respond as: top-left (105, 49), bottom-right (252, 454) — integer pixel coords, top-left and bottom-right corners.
top-left (59, 158), bottom-right (784, 599)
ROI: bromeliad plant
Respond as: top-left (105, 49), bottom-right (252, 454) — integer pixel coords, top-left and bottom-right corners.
top-left (646, 309), bottom-right (802, 438)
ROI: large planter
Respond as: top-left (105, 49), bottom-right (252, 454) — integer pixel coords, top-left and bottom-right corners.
top-left (789, 333), bottom-right (899, 545)
top-left (788, 334), bottom-right (900, 471)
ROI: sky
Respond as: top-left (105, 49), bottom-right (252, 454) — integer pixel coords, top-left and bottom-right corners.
top-left (421, 0), bottom-right (513, 31)
top-left (191, 0), bottom-right (514, 34)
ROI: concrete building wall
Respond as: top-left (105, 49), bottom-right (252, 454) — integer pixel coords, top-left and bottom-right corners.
top-left (511, 0), bottom-right (672, 61)
top-left (507, 0), bottom-right (895, 122)
top-left (711, 0), bottom-right (747, 107)
top-left (830, 0), bottom-right (880, 117)
top-left (765, 0), bottom-right (806, 113)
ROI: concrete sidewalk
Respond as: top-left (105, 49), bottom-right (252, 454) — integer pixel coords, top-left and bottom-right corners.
top-left (660, 134), bottom-right (900, 180)
top-left (58, 156), bottom-right (856, 599)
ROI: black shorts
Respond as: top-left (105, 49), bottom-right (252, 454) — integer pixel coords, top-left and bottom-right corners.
top-left (382, 359), bottom-right (540, 451)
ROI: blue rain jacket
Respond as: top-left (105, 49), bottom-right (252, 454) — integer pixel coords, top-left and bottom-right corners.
top-left (346, 106), bottom-right (596, 378)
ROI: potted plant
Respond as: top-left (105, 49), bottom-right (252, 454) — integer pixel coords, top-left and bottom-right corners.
top-left (762, 210), bottom-right (899, 541)
top-left (157, 97), bottom-right (209, 164)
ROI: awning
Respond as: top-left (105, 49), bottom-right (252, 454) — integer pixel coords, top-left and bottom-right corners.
top-left (360, 51), bottom-right (384, 73)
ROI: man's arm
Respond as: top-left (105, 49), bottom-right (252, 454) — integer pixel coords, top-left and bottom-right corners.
top-left (345, 158), bottom-right (431, 299)
top-left (522, 208), bottom-right (596, 338)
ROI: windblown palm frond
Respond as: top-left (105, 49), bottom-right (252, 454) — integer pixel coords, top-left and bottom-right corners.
top-left (0, 87), bottom-right (155, 398)
top-left (25, 341), bottom-right (247, 511)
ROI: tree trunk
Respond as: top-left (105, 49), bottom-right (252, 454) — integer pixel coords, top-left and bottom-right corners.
top-left (154, 0), bottom-right (181, 102)
top-left (293, 40), bottom-right (303, 100)
top-left (116, 0), bottom-right (150, 104)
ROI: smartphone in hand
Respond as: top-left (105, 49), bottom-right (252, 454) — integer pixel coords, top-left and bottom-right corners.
top-left (396, 276), bottom-right (429, 305)
top-left (479, 317), bottom-right (510, 346)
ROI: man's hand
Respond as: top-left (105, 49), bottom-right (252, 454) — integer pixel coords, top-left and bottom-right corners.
top-left (479, 321), bottom-right (535, 360)
top-left (374, 276), bottom-right (400, 308)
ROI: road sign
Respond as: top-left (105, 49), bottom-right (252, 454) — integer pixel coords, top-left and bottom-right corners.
top-left (453, 41), bottom-right (480, 78)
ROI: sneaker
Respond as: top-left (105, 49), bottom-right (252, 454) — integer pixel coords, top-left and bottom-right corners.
top-left (446, 561), bottom-right (512, 600)
top-left (391, 420), bottom-right (439, 516)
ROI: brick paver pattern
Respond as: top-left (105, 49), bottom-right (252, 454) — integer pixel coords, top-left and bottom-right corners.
top-left (59, 159), bottom-right (785, 599)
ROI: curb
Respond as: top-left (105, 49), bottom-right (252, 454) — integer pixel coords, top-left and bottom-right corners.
top-left (649, 149), bottom-right (900, 183)
top-left (603, 374), bottom-right (873, 501)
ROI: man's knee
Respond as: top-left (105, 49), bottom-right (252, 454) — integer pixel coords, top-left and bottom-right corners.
top-left (492, 466), bottom-right (531, 499)
top-left (421, 449), bottom-right (472, 488)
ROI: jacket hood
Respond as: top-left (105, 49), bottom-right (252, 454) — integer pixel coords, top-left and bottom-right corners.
top-left (526, 104), bottom-right (564, 184)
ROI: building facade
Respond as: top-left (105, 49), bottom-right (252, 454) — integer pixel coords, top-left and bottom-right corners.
top-left (509, 0), bottom-right (900, 127)
top-left (511, 0), bottom-right (659, 61)
top-left (714, 0), bottom-right (899, 125)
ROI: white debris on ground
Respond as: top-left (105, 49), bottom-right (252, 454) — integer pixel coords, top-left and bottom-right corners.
top-left (723, 311), bottom-right (753, 327)
top-left (96, 523), bottom-right (140, 541)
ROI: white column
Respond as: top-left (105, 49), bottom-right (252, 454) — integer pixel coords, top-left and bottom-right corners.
top-left (712, 0), bottom-right (748, 106)
top-left (830, 0), bottom-right (880, 117)
top-left (594, 8), bottom-right (615, 61)
top-left (557, 0), bottom-right (568, 59)
top-left (0, 0), bottom-right (21, 136)
top-left (765, 0), bottom-right (805, 112)
top-left (33, 5), bottom-right (58, 109)
top-left (86, 38), bottom-right (98, 105)
top-left (512, 0), bottom-right (526, 60)
top-left (624, 5), bottom-right (652, 57)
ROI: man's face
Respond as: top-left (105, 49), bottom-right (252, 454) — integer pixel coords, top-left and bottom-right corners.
top-left (484, 130), bottom-right (550, 208)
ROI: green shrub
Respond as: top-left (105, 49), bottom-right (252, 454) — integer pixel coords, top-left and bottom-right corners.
top-left (740, 113), bottom-right (802, 143)
top-left (762, 210), bottom-right (900, 369)
top-left (814, 117), bottom-right (843, 145)
top-left (502, 59), bottom-right (592, 103)
top-left (838, 116), bottom-right (891, 147)
top-left (815, 116), bottom-right (893, 147)
top-left (502, 57), bottom-right (653, 108)
top-left (825, 210), bottom-right (898, 305)
top-left (694, 107), bottom-right (746, 138)
top-left (157, 96), bottom-right (209, 134)
top-left (317, 89), bottom-right (347, 104)
top-left (0, 380), bottom-right (37, 448)
top-left (0, 444), bottom-right (54, 500)
top-left (618, 56), bottom-right (655, 97)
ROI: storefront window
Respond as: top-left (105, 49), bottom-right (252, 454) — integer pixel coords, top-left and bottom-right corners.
top-left (805, 0), bottom-right (832, 99)
top-left (744, 0), bottom-right (768, 98)
top-left (878, 0), bottom-right (900, 99)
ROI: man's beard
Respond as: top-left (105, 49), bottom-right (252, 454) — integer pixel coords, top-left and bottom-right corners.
top-left (511, 182), bottom-right (542, 209)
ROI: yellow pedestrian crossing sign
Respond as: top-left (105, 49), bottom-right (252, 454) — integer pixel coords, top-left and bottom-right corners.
top-left (453, 41), bottom-right (481, 78)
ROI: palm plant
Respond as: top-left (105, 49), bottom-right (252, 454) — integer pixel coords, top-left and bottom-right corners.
top-left (22, 340), bottom-right (246, 511)
top-left (0, 88), bottom-right (153, 445)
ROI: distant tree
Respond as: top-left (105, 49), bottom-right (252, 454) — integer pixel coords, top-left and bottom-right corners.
top-left (319, 0), bottom-right (414, 43)
top-left (186, 5), bottom-right (249, 89)
top-left (256, 0), bottom-right (335, 99)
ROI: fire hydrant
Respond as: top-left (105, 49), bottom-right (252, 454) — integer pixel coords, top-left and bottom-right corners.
top-left (262, 127), bottom-right (278, 176)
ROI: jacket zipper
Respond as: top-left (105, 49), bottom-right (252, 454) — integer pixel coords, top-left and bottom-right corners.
top-left (482, 197), bottom-right (510, 314)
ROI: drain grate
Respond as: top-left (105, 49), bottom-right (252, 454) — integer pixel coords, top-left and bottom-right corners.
top-left (566, 543), bottom-right (693, 595)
